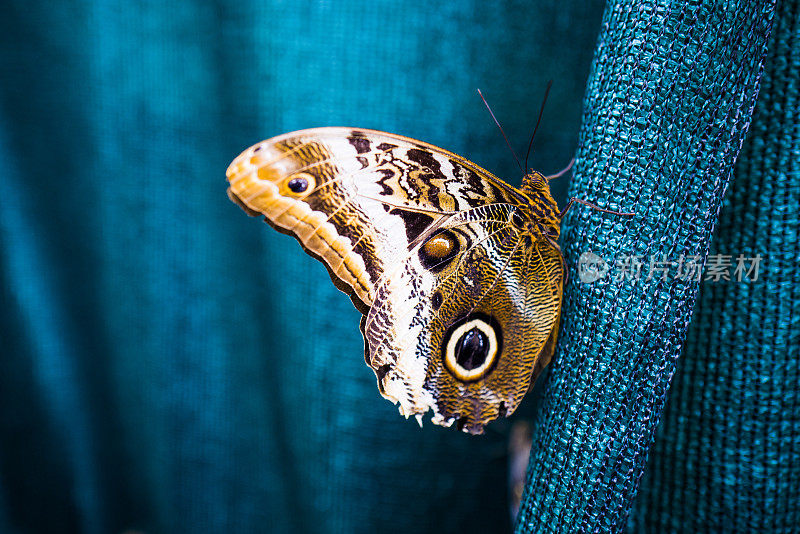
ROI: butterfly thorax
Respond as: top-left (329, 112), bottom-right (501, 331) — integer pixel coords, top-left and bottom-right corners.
top-left (515, 171), bottom-right (561, 241)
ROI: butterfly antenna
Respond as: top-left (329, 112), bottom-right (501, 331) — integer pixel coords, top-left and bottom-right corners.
top-left (524, 80), bottom-right (553, 172)
top-left (477, 89), bottom-right (523, 174)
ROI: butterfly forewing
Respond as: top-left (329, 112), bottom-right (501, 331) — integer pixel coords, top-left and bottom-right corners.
top-left (226, 128), bottom-right (518, 308)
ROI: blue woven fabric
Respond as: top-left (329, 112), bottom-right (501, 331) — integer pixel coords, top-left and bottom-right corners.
top-left (631, 1), bottom-right (800, 531)
top-left (0, 2), bottom-right (601, 532)
top-left (515, 1), bottom-right (788, 532)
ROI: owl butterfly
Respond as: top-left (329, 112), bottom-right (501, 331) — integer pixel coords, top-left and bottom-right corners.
top-left (227, 127), bottom-right (573, 434)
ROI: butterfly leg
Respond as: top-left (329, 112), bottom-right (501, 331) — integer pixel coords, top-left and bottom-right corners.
top-left (558, 198), bottom-right (634, 220)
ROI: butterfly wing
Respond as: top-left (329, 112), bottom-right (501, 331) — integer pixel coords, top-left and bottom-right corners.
top-left (226, 127), bottom-right (519, 313)
top-left (226, 127), bottom-right (562, 432)
top-left (364, 203), bottom-right (563, 433)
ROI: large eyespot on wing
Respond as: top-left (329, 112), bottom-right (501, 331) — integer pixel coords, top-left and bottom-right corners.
top-left (362, 203), bottom-right (564, 434)
top-left (430, 237), bottom-right (563, 434)
top-left (225, 127), bottom-right (521, 314)
top-left (441, 313), bottom-right (503, 382)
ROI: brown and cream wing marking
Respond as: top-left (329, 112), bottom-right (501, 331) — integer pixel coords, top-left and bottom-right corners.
top-left (226, 127), bottom-right (564, 434)
top-left (364, 203), bottom-right (563, 433)
top-left (226, 127), bottom-right (519, 313)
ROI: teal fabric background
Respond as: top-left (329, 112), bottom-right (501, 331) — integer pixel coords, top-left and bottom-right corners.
top-left (1, 1), bottom-right (798, 533)
top-left (0, 2), bottom-right (602, 533)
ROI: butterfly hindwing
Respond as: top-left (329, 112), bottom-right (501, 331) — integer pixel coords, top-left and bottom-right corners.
top-left (363, 204), bottom-right (563, 433)
top-left (227, 127), bottom-right (564, 433)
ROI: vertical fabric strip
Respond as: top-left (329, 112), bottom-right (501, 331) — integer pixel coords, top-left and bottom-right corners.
top-left (516, 1), bottom-right (776, 532)
top-left (631, 0), bottom-right (800, 530)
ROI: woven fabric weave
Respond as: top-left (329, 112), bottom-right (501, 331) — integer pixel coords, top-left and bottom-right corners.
top-left (516, 1), bottom-right (780, 531)
top-left (630, 1), bottom-right (800, 531)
